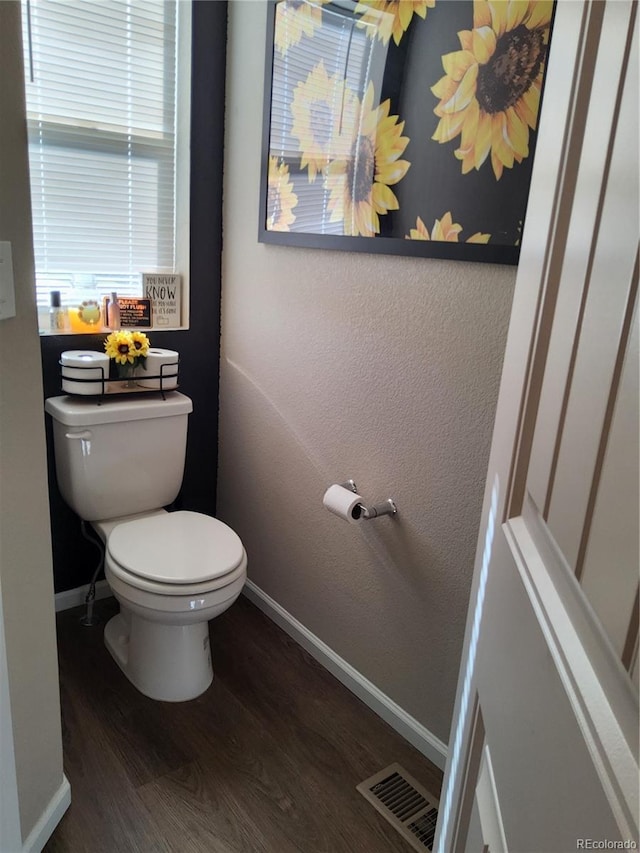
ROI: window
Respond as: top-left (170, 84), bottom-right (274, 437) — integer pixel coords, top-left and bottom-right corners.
top-left (21, 0), bottom-right (190, 331)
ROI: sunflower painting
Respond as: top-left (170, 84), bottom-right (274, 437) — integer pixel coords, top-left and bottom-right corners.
top-left (274, 0), bottom-right (329, 55)
top-left (326, 82), bottom-right (410, 237)
top-left (431, 0), bottom-right (553, 180)
top-left (290, 61), bottom-right (358, 183)
top-left (267, 157), bottom-right (298, 232)
top-left (260, 0), bottom-right (554, 264)
top-left (354, 0), bottom-right (435, 47)
top-left (406, 214), bottom-right (491, 244)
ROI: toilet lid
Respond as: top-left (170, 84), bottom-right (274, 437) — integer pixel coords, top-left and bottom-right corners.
top-left (107, 511), bottom-right (245, 585)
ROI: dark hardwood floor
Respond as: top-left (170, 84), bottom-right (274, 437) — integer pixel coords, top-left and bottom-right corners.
top-left (48, 594), bottom-right (443, 852)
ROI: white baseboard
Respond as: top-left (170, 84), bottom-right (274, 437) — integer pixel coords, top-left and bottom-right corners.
top-left (242, 580), bottom-right (448, 771)
top-left (54, 579), bottom-right (112, 612)
top-left (22, 775), bottom-right (71, 853)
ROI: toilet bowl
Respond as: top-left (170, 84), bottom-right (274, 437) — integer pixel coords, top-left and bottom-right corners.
top-left (44, 392), bottom-right (248, 703)
top-left (96, 510), bottom-right (247, 702)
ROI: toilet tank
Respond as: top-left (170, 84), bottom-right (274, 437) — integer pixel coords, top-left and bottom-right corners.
top-left (45, 392), bottom-right (193, 522)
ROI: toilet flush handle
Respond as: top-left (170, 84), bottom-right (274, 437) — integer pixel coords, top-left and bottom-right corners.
top-left (65, 430), bottom-right (92, 457)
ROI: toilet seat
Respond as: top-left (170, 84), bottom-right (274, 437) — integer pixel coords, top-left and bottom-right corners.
top-left (106, 556), bottom-right (247, 597)
top-left (106, 511), bottom-right (247, 596)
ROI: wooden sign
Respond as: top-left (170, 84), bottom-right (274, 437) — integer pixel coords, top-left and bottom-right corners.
top-left (143, 274), bottom-right (181, 328)
top-left (119, 297), bottom-right (152, 328)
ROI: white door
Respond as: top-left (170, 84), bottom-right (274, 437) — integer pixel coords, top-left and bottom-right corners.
top-left (434, 2), bottom-right (639, 851)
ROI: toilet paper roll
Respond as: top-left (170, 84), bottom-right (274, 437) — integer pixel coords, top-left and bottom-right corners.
top-left (136, 348), bottom-right (179, 390)
top-left (61, 350), bottom-right (109, 395)
top-left (322, 484), bottom-right (364, 524)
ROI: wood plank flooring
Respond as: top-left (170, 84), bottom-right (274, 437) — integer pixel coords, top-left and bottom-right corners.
top-left (47, 595), bottom-right (443, 852)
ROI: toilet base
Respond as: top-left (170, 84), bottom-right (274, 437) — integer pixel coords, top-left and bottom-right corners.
top-left (104, 607), bottom-right (213, 702)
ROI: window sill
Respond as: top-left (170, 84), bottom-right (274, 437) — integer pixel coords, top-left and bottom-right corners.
top-left (39, 325), bottom-right (189, 337)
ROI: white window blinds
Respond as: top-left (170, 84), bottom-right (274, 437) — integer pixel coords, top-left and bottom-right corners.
top-left (21, 0), bottom-right (183, 308)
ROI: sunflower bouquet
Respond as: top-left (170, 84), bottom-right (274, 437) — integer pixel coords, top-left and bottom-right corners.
top-left (104, 330), bottom-right (150, 383)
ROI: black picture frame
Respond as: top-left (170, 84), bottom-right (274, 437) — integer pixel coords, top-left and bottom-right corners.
top-left (259, 0), bottom-right (554, 266)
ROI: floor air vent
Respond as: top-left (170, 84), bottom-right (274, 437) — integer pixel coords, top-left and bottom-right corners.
top-left (357, 763), bottom-right (439, 852)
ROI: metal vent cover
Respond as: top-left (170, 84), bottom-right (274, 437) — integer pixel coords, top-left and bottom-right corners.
top-left (357, 762), bottom-right (439, 852)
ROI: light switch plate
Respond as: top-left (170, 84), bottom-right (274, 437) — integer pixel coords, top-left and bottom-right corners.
top-left (0, 242), bottom-right (17, 320)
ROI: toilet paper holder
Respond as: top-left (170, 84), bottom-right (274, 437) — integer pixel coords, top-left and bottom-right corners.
top-left (341, 480), bottom-right (397, 520)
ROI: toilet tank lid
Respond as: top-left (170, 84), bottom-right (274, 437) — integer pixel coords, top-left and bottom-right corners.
top-left (45, 391), bottom-right (193, 426)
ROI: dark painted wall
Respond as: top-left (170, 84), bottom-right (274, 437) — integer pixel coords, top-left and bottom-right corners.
top-left (40, 1), bottom-right (227, 593)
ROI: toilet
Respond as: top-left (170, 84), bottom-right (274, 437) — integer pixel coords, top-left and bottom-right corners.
top-left (45, 392), bottom-right (247, 702)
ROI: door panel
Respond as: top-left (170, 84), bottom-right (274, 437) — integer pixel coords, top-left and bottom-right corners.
top-left (526, 0), bottom-right (635, 525)
top-left (531, 0), bottom-right (639, 663)
top-left (475, 531), bottom-right (622, 849)
top-left (580, 302), bottom-right (639, 661)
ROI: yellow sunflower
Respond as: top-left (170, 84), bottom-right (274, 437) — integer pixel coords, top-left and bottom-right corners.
top-left (274, 0), bottom-right (329, 55)
top-left (326, 82), bottom-right (410, 237)
top-left (432, 0), bottom-right (552, 180)
top-left (290, 61), bottom-right (358, 183)
top-left (406, 213), bottom-right (490, 243)
top-left (130, 331), bottom-right (150, 359)
top-left (267, 156), bottom-right (298, 232)
top-left (104, 330), bottom-right (136, 365)
top-left (355, 0), bottom-right (434, 46)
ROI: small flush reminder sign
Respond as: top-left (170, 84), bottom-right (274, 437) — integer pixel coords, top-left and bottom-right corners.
top-left (143, 274), bottom-right (181, 328)
top-left (119, 297), bottom-right (152, 327)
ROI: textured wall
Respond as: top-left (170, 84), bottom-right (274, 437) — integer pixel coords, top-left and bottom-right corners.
top-left (0, 1), bottom-right (65, 839)
top-left (218, 1), bottom-right (516, 745)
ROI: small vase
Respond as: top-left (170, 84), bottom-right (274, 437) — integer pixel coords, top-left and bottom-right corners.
top-left (116, 362), bottom-right (137, 389)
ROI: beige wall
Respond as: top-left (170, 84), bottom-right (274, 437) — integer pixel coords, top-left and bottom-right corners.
top-left (219, 1), bottom-right (516, 745)
top-left (0, 2), bottom-right (65, 841)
